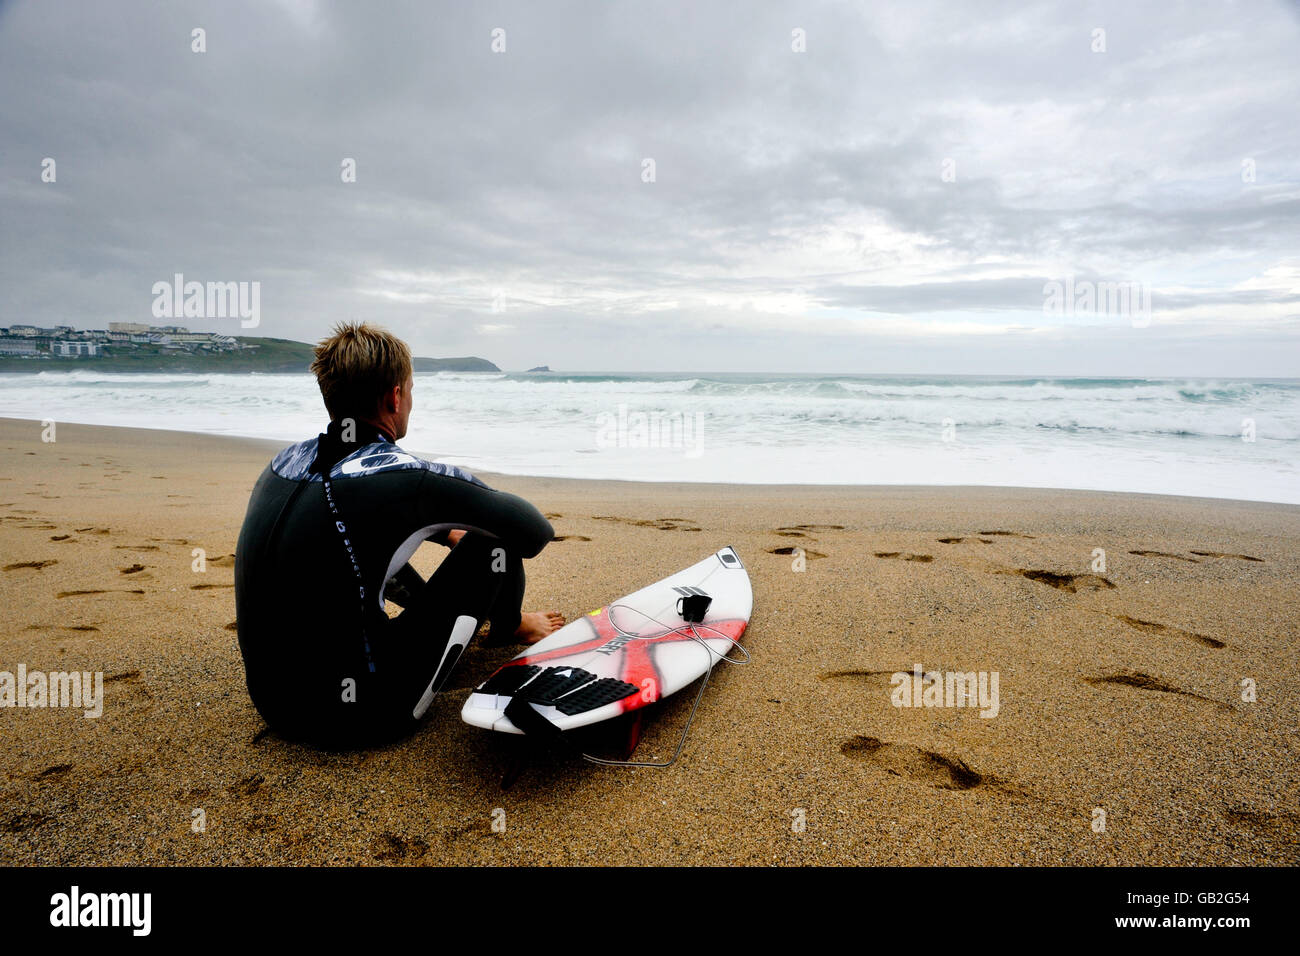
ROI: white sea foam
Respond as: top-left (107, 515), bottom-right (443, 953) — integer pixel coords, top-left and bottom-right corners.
top-left (2, 371), bottom-right (1297, 504)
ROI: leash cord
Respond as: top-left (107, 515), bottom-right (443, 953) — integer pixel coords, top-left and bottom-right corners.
top-left (575, 603), bottom-right (748, 768)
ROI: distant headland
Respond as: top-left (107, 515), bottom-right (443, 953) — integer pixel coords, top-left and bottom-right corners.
top-left (0, 323), bottom-right (500, 373)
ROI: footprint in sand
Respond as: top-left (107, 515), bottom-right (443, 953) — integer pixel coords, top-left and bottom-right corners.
top-left (1190, 550), bottom-right (1263, 562)
top-left (1221, 808), bottom-right (1300, 842)
top-left (1112, 614), bottom-right (1225, 649)
top-left (820, 669), bottom-right (904, 682)
top-left (114, 544), bottom-right (160, 551)
top-left (191, 583), bottom-right (233, 590)
top-left (1129, 550), bottom-right (1200, 563)
top-left (874, 552), bottom-right (934, 562)
top-left (1085, 672), bottom-right (1228, 709)
top-left (119, 564), bottom-right (148, 575)
top-left (3, 560), bottom-right (57, 571)
top-left (56, 589), bottom-right (145, 598)
top-left (1005, 569), bottom-right (1114, 592)
top-left (593, 516), bottom-right (702, 532)
top-left (75, 527), bottom-right (111, 535)
top-left (50, 535), bottom-right (73, 542)
top-left (840, 736), bottom-right (983, 790)
top-left (767, 546), bottom-right (827, 559)
top-left (1, 515), bottom-right (58, 531)
top-left (551, 535), bottom-right (591, 542)
top-left (229, 773), bottom-right (266, 796)
top-left (979, 530), bottom-right (1035, 539)
top-left (0, 812), bottom-right (48, 834)
top-left (373, 832), bottom-right (431, 862)
top-left (544, 513), bottom-right (563, 520)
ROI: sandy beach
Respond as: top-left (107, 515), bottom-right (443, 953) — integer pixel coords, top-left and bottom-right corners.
top-left (1, 416), bottom-right (1296, 866)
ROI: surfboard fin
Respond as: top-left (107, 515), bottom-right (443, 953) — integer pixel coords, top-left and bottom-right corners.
top-left (621, 711), bottom-right (645, 760)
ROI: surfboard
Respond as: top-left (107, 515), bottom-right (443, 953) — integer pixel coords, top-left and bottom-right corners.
top-left (461, 546), bottom-right (751, 735)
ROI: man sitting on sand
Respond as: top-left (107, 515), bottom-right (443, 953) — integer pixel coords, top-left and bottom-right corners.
top-left (234, 322), bottom-right (564, 746)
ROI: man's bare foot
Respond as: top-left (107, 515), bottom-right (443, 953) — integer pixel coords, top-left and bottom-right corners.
top-left (516, 610), bottom-right (565, 644)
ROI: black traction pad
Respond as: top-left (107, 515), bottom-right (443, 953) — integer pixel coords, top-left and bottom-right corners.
top-left (516, 666), bottom-right (598, 704)
top-left (484, 664), bottom-right (640, 717)
top-left (478, 664), bottom-right (541, 696)
top-left (553, 677), bottom-right (640, 715)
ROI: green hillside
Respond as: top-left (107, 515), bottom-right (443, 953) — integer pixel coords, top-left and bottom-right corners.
top-left (0, 336), bottom-right (500, 374)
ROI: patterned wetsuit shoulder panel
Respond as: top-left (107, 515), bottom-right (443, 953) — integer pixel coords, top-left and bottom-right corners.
top-left (271, 438), bottom-right (486, 486)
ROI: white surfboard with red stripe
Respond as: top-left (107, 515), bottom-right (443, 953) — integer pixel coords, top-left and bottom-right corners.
top-left (461, 546), bottom-right (751, 734)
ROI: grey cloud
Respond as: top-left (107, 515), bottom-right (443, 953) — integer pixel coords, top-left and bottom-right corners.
top-left (1, 0), bottom-right (1298, 374)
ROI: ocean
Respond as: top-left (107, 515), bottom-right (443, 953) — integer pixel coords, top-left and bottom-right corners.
top-left (3, 370), bottom-right (1298, 504)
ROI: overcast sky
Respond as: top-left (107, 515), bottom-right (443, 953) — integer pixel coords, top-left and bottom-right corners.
top-left (2, 0), bottom-right (1298, 375)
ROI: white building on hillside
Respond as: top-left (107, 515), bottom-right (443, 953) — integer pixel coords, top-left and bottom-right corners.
top-left (53, 341), bottom-right (98, 357)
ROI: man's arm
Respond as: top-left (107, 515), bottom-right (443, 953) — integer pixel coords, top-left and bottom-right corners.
top-left (418, 470), bottom-right (554, 559)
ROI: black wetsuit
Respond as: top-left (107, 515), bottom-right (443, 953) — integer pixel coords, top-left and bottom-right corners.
top-left (234, 421), bottom-right (553, 746)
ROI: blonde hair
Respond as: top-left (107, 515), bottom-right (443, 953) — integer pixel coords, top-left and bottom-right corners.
top-left (310, 322), bottom-right (412, 421)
